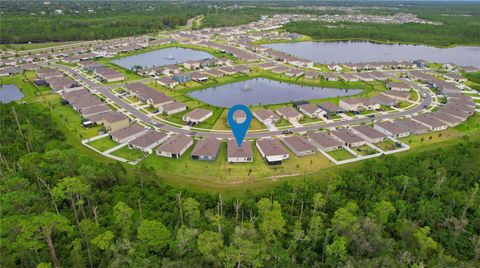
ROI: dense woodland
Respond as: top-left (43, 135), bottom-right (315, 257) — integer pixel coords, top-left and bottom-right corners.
top-left (2, 1), bottom-right (480, 46)
top-left (1, 100), bottom-right (479, 267)
top-left (0, 1), bottom-right (204, 44)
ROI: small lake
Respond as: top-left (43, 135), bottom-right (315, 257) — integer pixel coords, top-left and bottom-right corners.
top-left (111, 47), bottom-right (214, 69)
top-left (0, 84), bottom-right (24, 103)
top-left (187, 78), bottom-right (362, 107)
top-left (265, 41), bottom-right (480, 67)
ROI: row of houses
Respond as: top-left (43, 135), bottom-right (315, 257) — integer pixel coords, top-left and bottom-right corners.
top-left (60, 88), bottom-right (131, 131)
top-left (124, 83), bottom-right (187, 114)
top-left (408, 71), bottom-right (462, 94)
top-left (77, 61), bottom-right (125, 82)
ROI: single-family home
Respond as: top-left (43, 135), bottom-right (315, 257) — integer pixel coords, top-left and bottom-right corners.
top-left (172, 72), bottom-right (191, 83)
top-left (157, 77), bottom-right (179, 88)
top-left (191, 138), bottom-right (221, 161)
top-left (256, 139), bottom-right (289, 165)
top-left (156, 134), bottom-right (193, 158)
top-left (276, 107), bottom-right (303, 122)
top-left (381, 90), bottom-right (410, 101)
top-left (386, 82), bottom-right (411, 91)
top-left (307, 132), bottom-right (343, 151)
top-left (227, 139), bottom-right (253, 163)
top-left (282, 136), bottom-right (317, 156)
top-left (330, 129), bottom-right (366, 147)
top-left (128, 131), bottom-right (169, 154)
top-left (393, 118), bottom-right (429, 135)
top-left (160, 102), bottom-right (187, 115)
top-left (253, 109), bottom-right (280, 126)
top-left (297, 103), bottom-right (325, 118)
top-left (351, 125), bottom-right (386, 143)
top-left (411, 114), bottom-right (448, 131)
top-left (183, 108), bottom-right (213, 124)
top-left (87, 111), bottom-right (130, 132)
top-left (109, 123), bottom-right (149, 143)
top-left (374, 121), bottom-right (410, 138)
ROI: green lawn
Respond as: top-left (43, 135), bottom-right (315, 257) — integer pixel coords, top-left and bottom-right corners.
top-left (327, 148), bottom-right (356, 161)
top-left (352, 145), bottom-right (378, 156)
top-left (142, 140), bottom-right (334, 182)
top-left (87, 137), bottom-right (119, 152)
top-left (376, 139), bottom-right (399, 151)
top-left (110, 146), bottom-right (146, 161)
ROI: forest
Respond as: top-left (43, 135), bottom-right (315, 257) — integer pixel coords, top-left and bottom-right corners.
top-left (1, 99), bottom-right (479, 267)
top-left (283, 13), bottom-right (480, 47)
top-left (0, 1), bottom-right (204, 44)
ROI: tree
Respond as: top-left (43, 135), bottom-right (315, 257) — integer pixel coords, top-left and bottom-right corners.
top-left (197, 230), bottom-right (223, 266)
top-left (256, 198), bottom-right (286, 242)
top-left (113, 202), bottom-right (133, 239)
top-left (21, 212), bottom-right (73, 267)
top-left (183, 197), bottom-right (201, 227)
top-left (331, 202), bottom-right (359, 235)
top-left (326, 236), bottom-right (348, 266)
top-left (369, 200), bottom-right (396, 225)
top-left (91, 231), bottom-right (115, 251)
top-left (69, 238), bottom-right (86, 268)
top-left (312, 192), bottom-right (326, 214)
top-left (220, 224), bottom-right (267, 268)
top-left (414, 226), bottom-right (440, 258)
top-left (137, 220), bottom-right (171, 253)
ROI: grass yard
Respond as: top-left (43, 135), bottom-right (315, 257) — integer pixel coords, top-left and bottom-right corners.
top-left (353, 145), bottom-right (378, 156)
top-left (110, 146), bottom-right (146, 161)
top-left (327, 148), bottom-right (356, 161)
top-left (376, 139), bottom-right (400, 151)
top-left (87, 137), bottom-right (119, 152)
top-left (142, 140), bottom-right (334, 182)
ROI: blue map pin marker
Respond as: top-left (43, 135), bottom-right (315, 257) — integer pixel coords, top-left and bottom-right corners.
top-left (228, 104), bottom-right (252, 147)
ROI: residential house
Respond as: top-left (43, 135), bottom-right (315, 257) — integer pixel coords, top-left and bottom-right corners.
top-left (157, 77), bottom-right (179, 88)
top-left (253, 109), bottom-right (280, 126)
top-left (87, 111), bottom-right (130, 131)
top-left (351, 125), bottom-right (386, 143)
top-left (298, 103), bottom-right (325, 118)
top-left (411, 114), bottom-right (448, 131)
top-left (374, 121), bottom-right (410, 138)
top-left (282, 136), bottom-right (317, 156)
top-left (172, 72), bottom-right (191, 83)
top-left (227, 140), bottom-right (253, 163)
top-left (330, 129), bottom-right (366, 147)
top-left (109, 123), bottom-right (149, 143)
top-left (307, 132), bottom-right (342, 151)
top-left (191, 138), bottom-right (221, 161)
top-left (386, 82), bottom-right (411, 91)
top-left (256, 139), bottom-right (289, 164)
top-left (393, 118), bottom-right (429, 135)
top-left (276, 107), bottom-right (303, 122)
top-left (156, 134), bottom-right (193, 158)
top-left (160, 102), bottom-right (187, 115)
top-left (183, 108), bottom-right (213, 124)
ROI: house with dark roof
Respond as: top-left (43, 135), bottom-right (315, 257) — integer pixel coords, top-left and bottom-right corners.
top-left (282, 136), bottom-right (317, 156)
top-left (256, 139), bottom-right (289, 164)
top-left (227, 140), bottom-right (253, 163)
top-left (129, 131), bottom-right (168, 154)
top-left (156, 134), bottom-right (193, 158)
top-left (307, 132), bottom-right (343, 151)
top-left (191, 138), bottom-right (221, 161)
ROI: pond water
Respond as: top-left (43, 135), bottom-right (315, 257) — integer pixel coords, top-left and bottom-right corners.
top-left (111, 47), bottom-right (214, 69)
top-left (265, 41), bottom-right (480, 67)
top-left (187, 78), bottom-right (362, 108)
top-left (0, 84), bottom-right (24, 103)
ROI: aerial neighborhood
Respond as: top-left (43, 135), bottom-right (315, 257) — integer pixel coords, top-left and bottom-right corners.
top-left (1, 14), bottom-right (478, 167)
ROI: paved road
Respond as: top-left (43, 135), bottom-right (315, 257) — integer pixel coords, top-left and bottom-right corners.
top-left (52, 63), bottom-right (432, 139)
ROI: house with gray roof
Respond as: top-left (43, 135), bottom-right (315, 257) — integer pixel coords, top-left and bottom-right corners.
top-left (191, 138), bottom-right (221, 161)
top-left (227, 140), bottom-right (253, 163)
top-left (156, 134), bottom-right (193, 158)
top-left (129, 131), bottom-right (168, 154)
top-left (282, 136), bottom-right (317, 156)
top-left (307, 132), bottom-right (343, 151)
top-left (110, 123), bottom-right (149, 143)
top-left (256, 138), bottom-right (289, 164)
top-left (374, 121), bottom-right (410, 138)
top-left (351, 125), bottom-right (386, 143)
